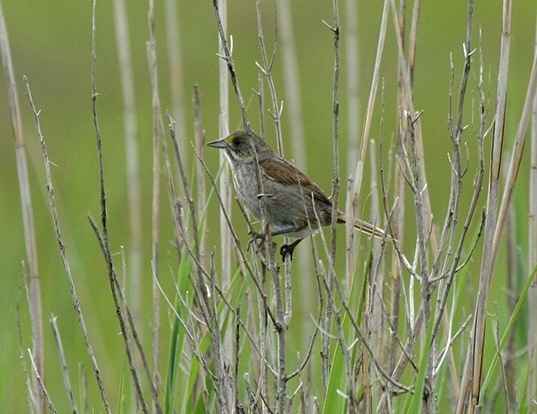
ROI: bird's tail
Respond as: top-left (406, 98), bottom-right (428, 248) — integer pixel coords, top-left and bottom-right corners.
top-left (338, 215), bottom-right (392, 240)
top-left (354, 218), bottom-right (388, 239)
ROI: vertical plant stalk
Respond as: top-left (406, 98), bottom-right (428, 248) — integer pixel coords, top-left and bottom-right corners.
top-left (329, 1), bottom-right (364, 411)
top-left (211, 0), bottom-right (250, 129)
top-left (169, 116), bottom-right (235, 412)
top-left (112, 0), bottom-right (143, 345)
top-left (407, 0), bottom-right (420, 86)
top-left (432, 0), bottom-right (476, 399)
top-left (248, 135), bottom-right (289, 412)
top-left (384, 0), bottom-right (407, 389)
top-left (255, 2), bottom-right (295, 341)
top-left (17, 291), bottom-right (38, 413)
top-left (255, 0), bottom-right (283, 154)
top-left (215, 0), bottom-right (232, 295)
top-left (469, 0), bottom-right (511, 410)
top-left (276, 0), bottom-right (305, 167)
top-left (252, 75), bottom-right (272, 408)
top-left (390, 0), bottom-right (437, 252)
top-left (346, 0), bottom-right (389, 283)
top-left (50, 316), bottom-right (79, 413)
top-left (344, 0), bottom-right (360, 173)
top-left (194, 85), bottom-right (208, 268)
top-left (503, 164), bottom-right (518, 410)
top-left (382, 1), bottom-right (413, 387)
top-left (0, 5), bottom-right (44, 412)
top-left (327, 0), bottom-right (341, 265)
top-left (368, 139), bottom-right (384, 407)
top-left (275, 0), bottom-right (312, 313)
top-left (24, 76), bottom-right (111, 413)
top-left (93, 3), bottom-right (162, 411)
top-left (164, 0), bottom-right (186, 151)
top-left (530, 17), bottom-right (537, 410)
top-left (147, 0), bottom-right (164, 401)
top-left (213, 2), bottom-right (235, 397)
top-left (491, 47), bottom-right (537, 265)
top-left (27, 349), bottom-right (57, 414)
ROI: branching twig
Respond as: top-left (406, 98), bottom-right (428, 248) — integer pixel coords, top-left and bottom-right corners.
top-left (211, 0), bottom-right (250, 129)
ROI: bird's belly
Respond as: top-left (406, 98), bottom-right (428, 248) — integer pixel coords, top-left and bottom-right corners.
top-left (231, 164), bottom-right (320, 235)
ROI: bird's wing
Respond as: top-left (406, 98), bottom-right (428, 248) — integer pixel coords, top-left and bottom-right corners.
top-left (259, 156), bottom-right (331, 205)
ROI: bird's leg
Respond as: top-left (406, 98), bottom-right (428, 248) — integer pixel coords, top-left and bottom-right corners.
top-left (280, 238), bottom-right (303, 260)
top-left (250, 224), bottom-right (309, 260)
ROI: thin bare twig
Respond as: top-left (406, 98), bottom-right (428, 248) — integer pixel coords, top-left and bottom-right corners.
top-left (91, 2), bottom-right (158, 411)
top-left (211, 0), bottom-right (250, 129)
top-left (27, 349), bottom-right (57, 414)
top-left (23, 76), bottom-right (111, 413)
top-left (256, 0), bottom-right (283, 153)
top-left (50, 316), bottom-right (79, 414)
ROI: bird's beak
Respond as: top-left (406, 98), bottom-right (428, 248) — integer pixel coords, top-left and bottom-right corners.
top-left (207, 137), bottom-right (229, 149)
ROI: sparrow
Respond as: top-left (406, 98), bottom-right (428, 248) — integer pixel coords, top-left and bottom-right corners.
top-left (207, 129), bottom-right (387, 259)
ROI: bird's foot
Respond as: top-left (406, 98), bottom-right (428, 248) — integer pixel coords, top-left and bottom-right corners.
top-left (279, 239), bottom-right (303, 261)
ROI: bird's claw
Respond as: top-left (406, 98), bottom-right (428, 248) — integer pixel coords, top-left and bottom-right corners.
top-left (279, 244), bottom-right (295, 261)
top-left (248, 231), bottom-right (301, 262)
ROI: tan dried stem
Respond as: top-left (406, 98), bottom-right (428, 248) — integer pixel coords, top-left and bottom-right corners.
top-left (0, 4), bottom-right (44, 412)
top-left (468, 0), bottom-right (511, 410)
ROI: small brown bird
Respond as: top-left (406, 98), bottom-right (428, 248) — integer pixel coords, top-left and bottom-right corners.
top-left (207, 129), bottom-right (386, 259)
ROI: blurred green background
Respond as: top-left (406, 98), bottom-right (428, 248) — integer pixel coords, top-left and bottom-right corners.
top-left (1, 0), bottom-right (536, 411)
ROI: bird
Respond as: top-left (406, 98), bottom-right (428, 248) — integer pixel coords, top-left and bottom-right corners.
top-left (207, 129), bottom-right (387, 259)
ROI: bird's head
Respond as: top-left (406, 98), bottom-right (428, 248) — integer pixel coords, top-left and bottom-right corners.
top-left (207, 130), bottom-right (270, 163)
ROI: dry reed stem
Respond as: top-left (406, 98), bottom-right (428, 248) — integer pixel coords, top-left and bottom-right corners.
top-left (17, 289), bottom-right (37, 414)
top-left (212, 0), bottom-right (250, 130)
top-left (164, 0), bottom-right (187, 150)
top-left (275, 0), bottom-right (312, 330)
top-left (91, 2), bottom-right (160, 411)
top-left (431, 0), bottom-right (481, 400)
top-left (27, 349), bottom-right (57, 414)
top-left (112, 0), bottom-right (143, 340)
top-left (0, 4), bottom-right (44, 412)
top-left (147, 0), bottom-right (165, 400)
top-left (194, 85), bottom-right (209, 269)
top-left (173, 117), bottom-right (238, 411)
top-left (50, 317), bottom-right (79, 413)
top-left (344, 0), bottom-right (360, 172)
top-left (276, 0), bottom-right (306, 168)
top-left (215, 0), bottom-right (233, 295)
top-left (503, 166), bottom-right (518, 411)
top-left (530, 13), bottom-right (537, 409)
top-left (327, 0), bottom-right (341, 268)
top-left (215, 2), bottom-right (235, 403)
top-left (255, 0), bottom-right (283, 154)
top-left (492, 48), bottom-right (537, 264)
top-left (346, 0), bottom-right (389, 283)
top-left (468, 1), bottom-right (511, 411)
top-left (249, 140), bottom-right (289, 412)
top-left (390, 0), bottom-right (437, 252)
